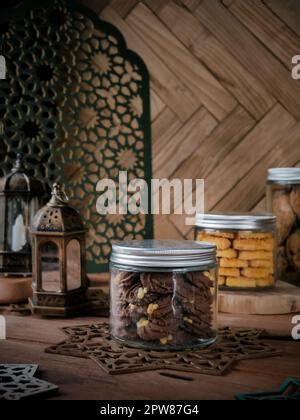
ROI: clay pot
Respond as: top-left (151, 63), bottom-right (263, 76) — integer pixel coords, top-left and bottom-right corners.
top-left (0, 277), bottom-right (32, 305)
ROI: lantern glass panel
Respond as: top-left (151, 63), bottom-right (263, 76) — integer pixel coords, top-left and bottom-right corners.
top-left (0, 195), bottom-right (5, 253)
top-left (29, 196), bottom-right (40, 226)
top-left (6, 195), bottom-right (29, 252)
top-left (40, 242), bottom-right (60, 292)
top-left (67, 239), bottom-right (81, 291)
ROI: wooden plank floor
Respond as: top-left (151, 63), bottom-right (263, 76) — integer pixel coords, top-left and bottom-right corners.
top-left (79, 0), bottom-right (300, 240)
top-left (1, 314), bottom-right (300, 400)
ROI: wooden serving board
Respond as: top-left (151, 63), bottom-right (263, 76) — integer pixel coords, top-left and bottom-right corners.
top-left (219, 281), bottom-right (300, 315)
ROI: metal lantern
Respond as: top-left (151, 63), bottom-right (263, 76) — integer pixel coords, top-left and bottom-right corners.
top-left (0, 154), bottom-right (44, 276)
top-left (30, 183), bottom-right (88, 316)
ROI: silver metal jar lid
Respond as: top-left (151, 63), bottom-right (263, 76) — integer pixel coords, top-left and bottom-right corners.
top-left (111, 240), bottom-right (216, 268)
top-left (267, 168), bottom-right (300, 183)
top-left (195, 213), bottom-right (276, 231)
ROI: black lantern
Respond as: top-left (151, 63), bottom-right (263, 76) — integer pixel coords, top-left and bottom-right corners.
top-left (30, 183), bottom-right (89, 317)
top-left (0, 154), bottom-right (44, 276)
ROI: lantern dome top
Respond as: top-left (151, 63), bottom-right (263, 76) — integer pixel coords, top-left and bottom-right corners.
top-left (31, 183), bottom-right (85, 233)
top-left (0, 154), bottom-right (44, 194)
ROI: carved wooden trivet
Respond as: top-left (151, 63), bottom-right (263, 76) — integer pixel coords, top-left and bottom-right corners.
top-left (208, 327), bottom-right (278, 361)
top-left (45, 323), bottom-right (281, 376)
top-left (0, 365), bottom-right (58, 400)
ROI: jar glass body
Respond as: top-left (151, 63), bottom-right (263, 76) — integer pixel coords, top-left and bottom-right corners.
top-left (195, 226), bottom-right (276, 290)
top-left (110, 263), bottom-right (218, 350)
top-left (267, 180), bottom-right (300, 283)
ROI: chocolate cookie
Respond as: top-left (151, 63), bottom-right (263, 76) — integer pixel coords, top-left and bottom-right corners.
top-left (134, 289), bottom-right (162, 306)
top-left (171, 329), bottom-right (197, 346)
top-left (273, 191), bottom-right (295, 245)
top-left (140, 272), bottom-right (177, 294)
top-left (181, 299), bottom-right (212, 318)
top-left (182, 313), bottom-right (214, 339)
top-left (136, 316), bottom-right (180, 343)
top-left (113, 271), bottom-right (139, 288)
top-left (175, 275), bottom-right (213, 307)
top-left (145, 295), bottom-right (181, 320)
top-left (110, 278), bottom-right (128, 312)
top-left (185, 271), bottom-right (214, 289)
top-left (123, 283), bottom-right (141, 304)
top-left (122, 284), bottom-right (174, 318)
top-left (125, 292), bottom-right (165, 318)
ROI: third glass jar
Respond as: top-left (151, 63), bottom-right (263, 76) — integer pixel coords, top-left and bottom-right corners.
top-left (267, 168), bottom-right (300, 283)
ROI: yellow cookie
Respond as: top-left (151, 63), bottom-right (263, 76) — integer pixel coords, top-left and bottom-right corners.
top-left (233, 238), bottom-right (274, 252)
top-left (241, 267), bottom-right (272, 279)
top-left (226, 277), bottom-right (256, 288)
top-left (250, 260), bottom-right (274, 270)
top-left (218, 276), bottom-right (226, 286)
top-left (220, 258), bottom-right (248, 268)
top-left (197, 234), bottom-right (231, 250)
top-left (219, 267), bottom-right (240, 278)
top-left (239, 251), bottom-right (273, 261)
top-left (205, 231), bottom-right (235, 239)
top-left (237, 232), bottom-right (273, 240)
top-left (217, 248), bottom-right (237, 259)
top-left (256, 277), bottom-right (274, 287)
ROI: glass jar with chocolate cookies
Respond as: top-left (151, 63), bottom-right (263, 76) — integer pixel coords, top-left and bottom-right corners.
top-left (110, 240), bottom-right (218, 350)
top-left (267, 168), bottom-right (300, 283)
top-left (195, 213), bottom-right (276, 290)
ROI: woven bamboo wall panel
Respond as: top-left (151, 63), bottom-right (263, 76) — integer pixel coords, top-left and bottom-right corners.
top-left (82, 0), bottom-right (300, 239)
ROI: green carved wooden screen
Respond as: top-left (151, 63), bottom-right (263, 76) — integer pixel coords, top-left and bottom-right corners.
top-left (0, 0), bottom-right (153, 272)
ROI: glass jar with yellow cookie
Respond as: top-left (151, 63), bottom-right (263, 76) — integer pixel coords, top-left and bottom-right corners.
top-left (267, 168), bottom-right (300, 284)
top-left (195, 213), bottom-right (276, 290)
top-left (110, 240), bottom-right (218, 350)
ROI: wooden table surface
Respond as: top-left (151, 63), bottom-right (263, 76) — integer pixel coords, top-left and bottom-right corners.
top-left (1, 314), bottom-right (300, 400)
